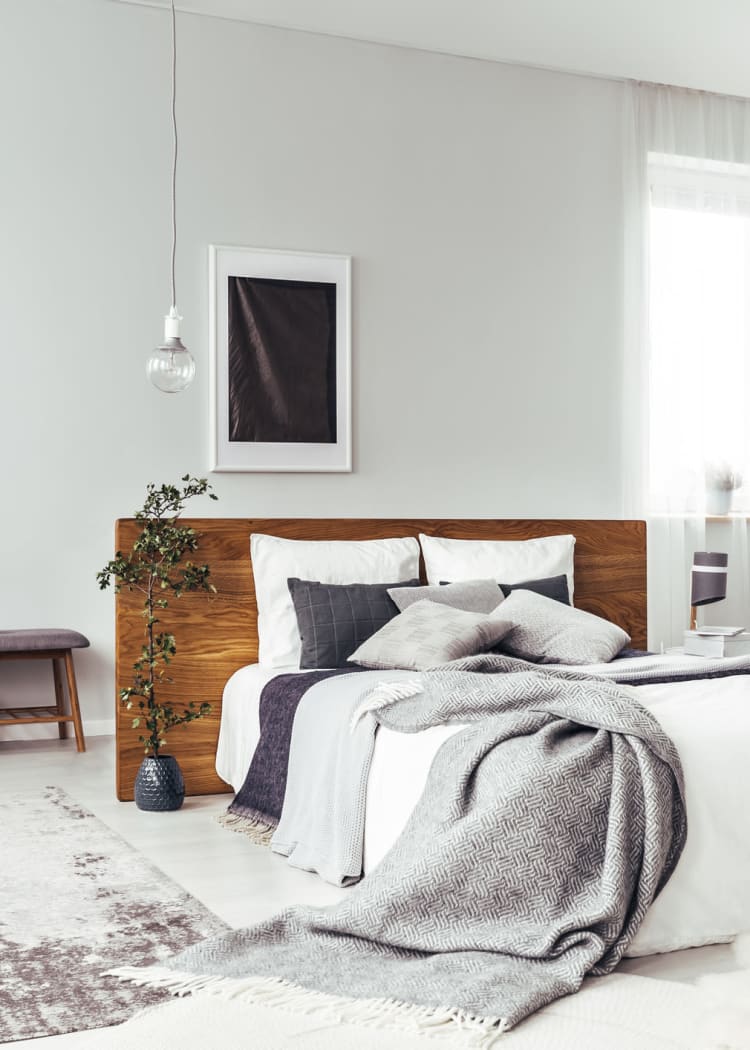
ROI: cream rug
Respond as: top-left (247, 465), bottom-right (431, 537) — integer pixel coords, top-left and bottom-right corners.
top-left (0, 786), bottom-right (227, 1043)
top-left (66, 971), bottom-right (746, 1050)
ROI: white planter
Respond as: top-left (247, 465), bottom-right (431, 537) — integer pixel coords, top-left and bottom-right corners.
top-left (705, 488), bottom-right (733, 516)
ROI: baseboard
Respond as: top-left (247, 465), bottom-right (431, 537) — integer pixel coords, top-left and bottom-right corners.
top-left (0, 718), bottom-right (115, 742)
top-left (83, 718), bottom-right (116, 737)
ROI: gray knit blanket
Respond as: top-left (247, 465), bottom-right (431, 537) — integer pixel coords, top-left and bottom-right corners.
top-left (110, 663), bottom-right (686, 1039)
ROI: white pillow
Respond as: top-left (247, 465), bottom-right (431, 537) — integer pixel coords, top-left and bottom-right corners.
top-left (419, 533), bottom-right (575, 600)
top-left (251, 534), bottom-right (420, 667)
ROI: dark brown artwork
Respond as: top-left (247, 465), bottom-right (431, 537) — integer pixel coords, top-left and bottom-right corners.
top-left (227, 276), bottom-right (337, 444)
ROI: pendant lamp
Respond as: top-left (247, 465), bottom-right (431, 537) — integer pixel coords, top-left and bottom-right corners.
top-left (147, 0), bottom-right (195, 393)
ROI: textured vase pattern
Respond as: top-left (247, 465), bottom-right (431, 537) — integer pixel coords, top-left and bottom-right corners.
top-left (134, 755), bottom-right (185, 811)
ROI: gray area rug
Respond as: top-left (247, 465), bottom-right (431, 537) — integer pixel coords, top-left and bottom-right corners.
top-left (0, 786), bottom-right (227, 1043)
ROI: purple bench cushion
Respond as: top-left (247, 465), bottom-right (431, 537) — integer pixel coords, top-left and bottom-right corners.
top-left (0, 629), bottom-right (90, 652)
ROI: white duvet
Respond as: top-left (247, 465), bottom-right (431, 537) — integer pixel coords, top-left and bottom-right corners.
top-left (215, 656), bottom-right (750, 958)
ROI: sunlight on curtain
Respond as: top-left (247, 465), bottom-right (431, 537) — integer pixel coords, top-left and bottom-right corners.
top-left (649, 176), bottom-right (750, 513)
top-left (623, 84), bottom-right (750, 648)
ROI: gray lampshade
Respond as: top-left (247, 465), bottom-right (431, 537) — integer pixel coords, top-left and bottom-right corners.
top-left (690, 552), bottom-right (728, 607)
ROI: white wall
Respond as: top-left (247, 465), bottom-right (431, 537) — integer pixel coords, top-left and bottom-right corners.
top-left (0, 0), bottom-right (624, 738)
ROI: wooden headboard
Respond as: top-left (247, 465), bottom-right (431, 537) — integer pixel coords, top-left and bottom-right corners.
top-left (114, 518), bottom-right (647, 800)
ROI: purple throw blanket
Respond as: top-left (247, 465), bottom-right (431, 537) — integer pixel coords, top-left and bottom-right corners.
top-left (226, 668), bottom-right (364, 830)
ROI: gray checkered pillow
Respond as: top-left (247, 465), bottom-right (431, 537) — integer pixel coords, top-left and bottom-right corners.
top-left (497, 589), bottom-right (630, 664)
top-left (348, 600), bottom-right (512, 671)
top-left (288, 578), bottom-right (420, 669)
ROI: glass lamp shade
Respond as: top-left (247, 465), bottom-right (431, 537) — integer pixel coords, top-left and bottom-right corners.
top-left (147, 336), bottom-right (195, 393)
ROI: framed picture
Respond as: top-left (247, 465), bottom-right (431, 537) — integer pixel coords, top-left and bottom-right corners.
top-left (209, 245), bottom-right (351, 472)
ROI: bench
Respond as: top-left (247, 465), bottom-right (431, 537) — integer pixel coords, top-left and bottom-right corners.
top-left (0, 629), bottom-right (89, 752)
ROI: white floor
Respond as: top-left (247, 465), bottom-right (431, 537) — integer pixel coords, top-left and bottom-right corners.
top-left (0, 734), bottom-right (739, 1048)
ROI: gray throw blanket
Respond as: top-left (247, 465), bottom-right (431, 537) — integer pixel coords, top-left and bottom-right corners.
top-left (271, 668), bottom-right (422, 884)
top-left (109, 665), bottom-right (686, 1039)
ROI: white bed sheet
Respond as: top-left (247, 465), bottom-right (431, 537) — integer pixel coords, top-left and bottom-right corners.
top-left (215, 655), bottom-right (750, 958)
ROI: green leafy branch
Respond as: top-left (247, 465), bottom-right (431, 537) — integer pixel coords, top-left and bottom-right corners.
top-left (97, 475), bottom-right (218, 756)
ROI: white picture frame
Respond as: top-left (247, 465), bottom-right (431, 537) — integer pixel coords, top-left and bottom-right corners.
top-left (209, 245), bottom-right (351, 472)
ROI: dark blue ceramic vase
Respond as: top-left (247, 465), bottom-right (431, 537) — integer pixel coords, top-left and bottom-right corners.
top-left (134, 755), bottom-right (185, 811)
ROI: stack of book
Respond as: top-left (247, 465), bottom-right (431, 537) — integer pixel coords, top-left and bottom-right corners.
top-left (683, 626), bottom-right (750, 658)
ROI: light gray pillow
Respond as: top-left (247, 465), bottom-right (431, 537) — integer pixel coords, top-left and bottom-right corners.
top-left (387, 578), bottom-right (504, 615)
top-left (348, 600), bottom-right (512, 671)
top-left (497, 589), bottom-right (630, 665)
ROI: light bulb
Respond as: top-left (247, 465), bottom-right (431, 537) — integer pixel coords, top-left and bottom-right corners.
top-left (147, 308), bottom-right (195, 393)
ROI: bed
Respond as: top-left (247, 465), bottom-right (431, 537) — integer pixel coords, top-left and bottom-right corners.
top-left (207, 521), bottom-right (748, 962)
top-left (112, 517), bottom-right (750, 1029)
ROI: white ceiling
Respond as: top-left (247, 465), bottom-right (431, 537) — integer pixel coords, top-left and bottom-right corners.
top-left (114, 0), bottom-right (750, 100)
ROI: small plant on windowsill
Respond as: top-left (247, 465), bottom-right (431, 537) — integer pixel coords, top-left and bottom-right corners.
top-left (96, 475), bottom-right (218, 811)
top-left (705, 462), bottom-right (743, 516)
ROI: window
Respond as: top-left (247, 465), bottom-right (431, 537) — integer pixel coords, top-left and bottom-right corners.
top-left (647, 153), bottom-right (750, 512)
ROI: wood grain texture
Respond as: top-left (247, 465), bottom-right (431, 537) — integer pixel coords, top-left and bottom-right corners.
top-left (115, 518), bottom-right (647, 800)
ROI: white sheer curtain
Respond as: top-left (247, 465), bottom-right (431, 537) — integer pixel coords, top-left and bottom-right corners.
top-left (623, 83), bottom-right (750, 648)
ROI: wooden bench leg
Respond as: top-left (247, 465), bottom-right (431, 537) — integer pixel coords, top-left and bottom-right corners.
top-left (63, 649), bottom-right (86, 753)
top-left (52, 658), bottom-right (68, 740)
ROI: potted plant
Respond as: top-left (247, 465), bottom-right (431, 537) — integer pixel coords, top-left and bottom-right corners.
top-left (97, 475), bottom-right (218, 811)
top-left (705, 461), bottom-right (743, 516)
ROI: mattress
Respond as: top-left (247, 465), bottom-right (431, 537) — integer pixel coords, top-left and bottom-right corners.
top-left (215, 653), bottom-right (684, 791)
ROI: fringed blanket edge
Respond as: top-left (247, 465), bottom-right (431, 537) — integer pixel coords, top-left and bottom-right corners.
top-left (104, 965), bottom-right (510, 1046)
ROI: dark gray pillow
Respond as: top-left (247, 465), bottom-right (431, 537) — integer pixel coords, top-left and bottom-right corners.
top-left (499, 574), bottom-right (570, 605)
top-left (287, 577), bottom-right (420, 669)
